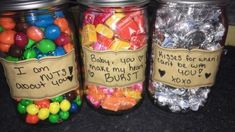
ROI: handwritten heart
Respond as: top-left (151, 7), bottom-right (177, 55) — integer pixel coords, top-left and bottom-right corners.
top-left (205, 73), bottom-right (211, 79)
top-left (158, 69), bottom-right (166, 77)
top-left (67, 76), bottom-right (73, 81)
top-left (88, 70), bottom-right (94, 78)
top-left (138, 55), bottom-right (144, 62)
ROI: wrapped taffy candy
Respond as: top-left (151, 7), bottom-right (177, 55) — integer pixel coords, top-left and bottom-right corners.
top-left (77, 0), bottom-right (149, 113)
top-left (0, 0), bottom-right (82, 124)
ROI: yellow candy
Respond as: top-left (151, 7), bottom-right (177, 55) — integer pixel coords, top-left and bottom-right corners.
top-left (82, 24), bottom-right (97, 46)
top-left (105, 13), bottom-right (125, 30)
top-left (49, 102), bottom-right (60, 114)
top-left (96, 24), bottom-right (114, 39)
top-left (110, 38), bottom-right (130, 51)
top-left (123, 89), bottom-right (142, 100)
top-left (60, 99), bottom-right (71, 112)
top-left (38, 108), bottom-right (49, 120)
top-left (26, 104), bottom-right (39, 115)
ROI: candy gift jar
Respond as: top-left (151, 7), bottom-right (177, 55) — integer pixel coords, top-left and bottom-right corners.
top-left (149, 0), bottom-right (228, 112)
top-left (0, 0), bottom-right (82, 124)
top-left (77, 0), bottom-right (149, 113)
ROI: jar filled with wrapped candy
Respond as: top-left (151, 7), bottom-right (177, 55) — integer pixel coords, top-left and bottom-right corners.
top-left (149, 0), bottom-right (229, 112)
top-left (77, 0), bottom-right (149, 113)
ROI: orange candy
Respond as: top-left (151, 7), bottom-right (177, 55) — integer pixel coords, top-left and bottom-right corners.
top-left (87, 85), bottom-right (105, 102)
top-left (54, 18), bottom-right (69, 32)
top-left (26, 26), bottom-right (44, 42)
top-left (63, 43), bottom-right (74, 53)
top-left (0, 30), bottom-right (16, 45)
top-left (101, 96), bottom-right (136, 111)
top-left (0, 17), bottom-right (16, 30)
top-left (0, 43), bottom-right (11, 52)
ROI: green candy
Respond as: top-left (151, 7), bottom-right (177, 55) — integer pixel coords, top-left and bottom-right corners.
top-left (25, 39), bottom-right (35, 49)
top-left (0, 26), bottom-right (4, 32)
top-left (51, 96), bottom-right (64, 102)
top-left (23, 49), bottom-right (37, 59)
top-left (5, 56), bottom-right (19, 62)
top-left (37, 39), bottom-right (56, 53)
top-left (74, 96), bottom-right (82, 106)
top-left (17, 103), bottom-right (27, 114)
top-left (59, 111), bottom-right (70, 120)
top-left (20, 99), bottom-right (33, 106)
top-left (49, 114), bottom-right (60, 123)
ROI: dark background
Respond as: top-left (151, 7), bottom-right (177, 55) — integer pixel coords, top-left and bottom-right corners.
top-left (0, 0), bottom-right (235, 132)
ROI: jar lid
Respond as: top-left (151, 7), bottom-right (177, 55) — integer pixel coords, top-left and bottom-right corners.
top-left (77, 0), bottom-right (150, 7)
top-left (0, 0), bottom-right (68, 11)
top-left (158, 0), bottom-right (229, 5)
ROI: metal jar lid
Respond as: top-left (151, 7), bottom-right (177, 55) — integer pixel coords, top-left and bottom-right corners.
top-left (77, 0), bottom-right (150, 7)
top-left (157, 0), bottom-right (229, 5)
top-left (0, 0), bottom-right (68, 11)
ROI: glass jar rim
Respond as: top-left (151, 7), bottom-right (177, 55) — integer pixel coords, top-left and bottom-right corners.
top-left (0, 0), bottom-right (68, 11)
top-left (77, 0), bottom-right (150, 7)
top-left (157, 0), bottom-right (229, 5)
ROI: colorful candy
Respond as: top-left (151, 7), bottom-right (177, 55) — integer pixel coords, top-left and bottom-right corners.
top-left (81, 7), bottom-right (147, 112)
top-left (0, 9), bottom-right (81, 124)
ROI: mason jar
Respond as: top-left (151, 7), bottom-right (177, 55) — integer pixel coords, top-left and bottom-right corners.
top-left (77, 0), bottom-right (149, 113)
top-left (149, 0), bottom-right (229, 112)
top-left (0, 0), bottom-right (82, 124)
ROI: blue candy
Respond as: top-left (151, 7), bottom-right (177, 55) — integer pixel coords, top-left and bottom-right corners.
top-left (45, 25), bottom-right (61, 40)
top-left (35, 14), bottom-right (54, 27)
top-left (69, 102), bottom-right (79, 113)
top-left (54, 46), bottom-right (65, 56)
top-left (26, 13), bottom-right (37, 25)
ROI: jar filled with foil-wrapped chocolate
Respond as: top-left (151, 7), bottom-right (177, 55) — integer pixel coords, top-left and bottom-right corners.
top-left (76, 0), bottom-right (149, 114)
top-left (149, 0), bottom-right (229, 112)
top-left (0, 0), bottom-right (82, 124)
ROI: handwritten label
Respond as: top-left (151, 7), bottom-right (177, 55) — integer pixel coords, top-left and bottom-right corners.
top-left (83, 46), bottom-right (147, 87)
top-left (0, 50), bottom-right (79, 100)
top-left (152, 44), bottom-right (223, 88)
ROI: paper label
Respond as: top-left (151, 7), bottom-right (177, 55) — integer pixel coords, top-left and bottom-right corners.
top-left (0, 50), bottom-right (79, 100)
top-left (152, 44), bottom-right (223, 88)
top-left (83, 46), bottom-right (147, 87)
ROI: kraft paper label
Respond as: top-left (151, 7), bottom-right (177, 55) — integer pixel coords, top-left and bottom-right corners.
top-left (83, 46), bottom-right (147, 87)
top-left (0, 50), bottom-right (79, 100)
top-left (152, 44), bottom-right (223, 88)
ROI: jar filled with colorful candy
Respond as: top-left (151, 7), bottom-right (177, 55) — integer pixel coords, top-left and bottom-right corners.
top-left (0, 0), bottom-right (82, 124)
top-left (77, 0), bottom-right (149, 113)
top-left (149, 0), bottom-right (228, 112)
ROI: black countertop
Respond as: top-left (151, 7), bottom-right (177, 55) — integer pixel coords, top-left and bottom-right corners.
top-left (0, 46), bottom-right (235, 132)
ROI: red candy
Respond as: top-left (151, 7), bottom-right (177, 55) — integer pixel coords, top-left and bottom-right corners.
top-left (84, 11), bottom-right (96, 25)
top-left (94, 8), bottom-right (113, 26)
top-left (26, 114), bottom-right (39, 124)
top-left (15, 32), bottom-right (28, 49)
top-left (54, 33), bottom-right (71, 46)
top-left (116, 16), bottom-right (139, 40)
top-left (34, 99), bottom-right (50, 108)
top-left (97, 34), bottom-right (113, 48)
top-left (130, 34), bottom-right (147, 50)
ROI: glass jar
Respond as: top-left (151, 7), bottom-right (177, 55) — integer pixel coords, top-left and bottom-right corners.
top-left (149, 0), bottom-right (228, 112)
top-left (77, 0), bottom-right (149, 113)
top-left (0, 0), bottom-right (82, 124)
